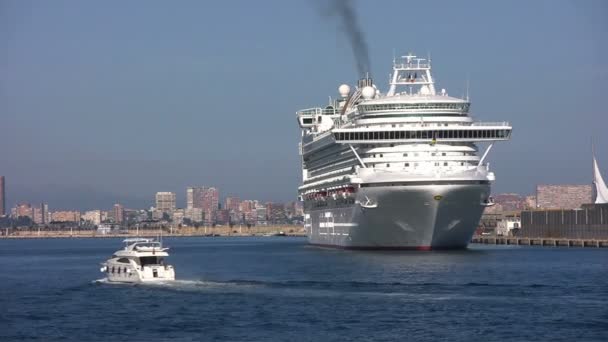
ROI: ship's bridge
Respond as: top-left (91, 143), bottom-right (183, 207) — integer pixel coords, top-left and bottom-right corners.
top-left (357, 95), bottom-right (470, 117)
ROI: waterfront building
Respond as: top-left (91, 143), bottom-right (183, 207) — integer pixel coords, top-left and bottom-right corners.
top-left (184, 207), bottom-right (203, 223)
top-left (101, 210), bottom-right (110, 222)
top-left (187, 186), bottom-right (206, 209)
top-left (256, 206), bottom-right (267, 225)
top-left (151, 209), bottom-right (165, 221)
top-left (525, 195), bottom-right (537, 209)
top-left (171, 209), bottom-right (185, 225)
top-left (536, 185), bottom-right (592, 209)
top-left (201, 187), bottom-right (219, 224)
top-left (484, 193), bottom-right (527, 214)
top-left (0, 176), bottom-right (5, 217)
top-left (51, 211), bottom-right (81, 223)
top-left (224, 196), bottom-right (240, 214)
top-left (493, 193), bottom-right (526, 211)
top-left (14, 203), bottom-right (33, 219)
top-left (266, 202), bottom-right (286, 224)
top-left (186, 186), bottom-right (218, 223)
top-left (82, 210), bottom-right (102, 225)
top-left (155, 192), bottom-right (176, 214)
top-left (239, 200), bottom-right (257, 224)
top-left (123, 209), bottom-right (139, 224)
top-left (33, 203), bottom-right (48, 224)
top-left (216, 209), bottom-right (230, 225)
top-left (224, 196), bottom-right (241, 223)
top-left (495, 211), bottom-right (521, 236)
top-left (113, 203), bottom-right (125, 224)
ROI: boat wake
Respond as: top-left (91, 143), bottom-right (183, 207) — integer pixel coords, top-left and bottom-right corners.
top-left (91, 277), bottom-right (561, 303)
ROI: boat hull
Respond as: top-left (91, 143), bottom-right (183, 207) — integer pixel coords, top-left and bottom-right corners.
top-left (103, 263), bottom-right (175, 283)
top-left (304, 183), bottom-right (489, 249)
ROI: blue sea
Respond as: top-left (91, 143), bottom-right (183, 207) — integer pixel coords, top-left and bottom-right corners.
top-left (1, 237), bottom-right (607, 341)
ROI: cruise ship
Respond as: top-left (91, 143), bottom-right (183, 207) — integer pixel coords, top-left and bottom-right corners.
top-left (296, 53), bottom-right (512, 249)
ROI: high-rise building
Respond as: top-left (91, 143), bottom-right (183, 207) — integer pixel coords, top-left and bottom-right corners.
top-left (155, 192), bottom-right (176, 214)
top-left (216, 209), bottom-right (230, 225)
top-left (113, 203), bottom-right (125, 224)
top-left (187, 186), bottom-right (206, 209)
top-left (202, 187), bottom-right (219, 224)
top-left (225, 196), bottom-right (240, 214)
top-left (33, 203), bottom-right (48, 224)
top-left (256, 206), bottom-right (267, 225)
top-left (266, 202), bottom-right (286, 224)
top-left (0, 176), bottom-right (5, 217)
top-left (239, 200), bottom-right (256, 224)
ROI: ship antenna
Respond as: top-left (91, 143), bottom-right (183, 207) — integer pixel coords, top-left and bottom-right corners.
top-left (465, 73), bottom-right (470, 101)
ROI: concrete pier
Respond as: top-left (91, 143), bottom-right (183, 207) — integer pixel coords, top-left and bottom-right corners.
top-left (471, 236), bottom-right (608, 248)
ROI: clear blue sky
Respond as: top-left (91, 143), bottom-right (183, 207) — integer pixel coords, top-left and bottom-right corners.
top-left (1, 0), bottom-right (607, 210)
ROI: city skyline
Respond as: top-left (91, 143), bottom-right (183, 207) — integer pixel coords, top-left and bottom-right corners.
top-left (2, 173), bottom-right (601, 214)
top-left (1, 0), bottom-right (607, 209)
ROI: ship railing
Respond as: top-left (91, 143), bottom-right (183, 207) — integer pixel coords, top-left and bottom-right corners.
top-left (393, 63), bottom-right (430, 69)
top-left (297, 107), bottom-right (337, 117)
top-left (470, 122), bottom-right (511, 127)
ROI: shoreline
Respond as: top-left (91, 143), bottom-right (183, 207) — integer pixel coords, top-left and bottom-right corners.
top-left (0, 225), bottom-right (306, 239)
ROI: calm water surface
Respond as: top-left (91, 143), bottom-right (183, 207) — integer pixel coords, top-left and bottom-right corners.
top-left (0, 237), bottom-right (606, 341)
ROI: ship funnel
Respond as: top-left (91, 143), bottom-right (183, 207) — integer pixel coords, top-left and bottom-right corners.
top-left (357, 73), bottom-right (373, 88)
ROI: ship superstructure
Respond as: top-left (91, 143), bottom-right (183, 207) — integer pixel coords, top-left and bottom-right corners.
top-left (296, 53), bottom-right (512, 249)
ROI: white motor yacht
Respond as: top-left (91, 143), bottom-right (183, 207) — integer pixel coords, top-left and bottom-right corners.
top-left (100, 238), bottom-right (175, 283)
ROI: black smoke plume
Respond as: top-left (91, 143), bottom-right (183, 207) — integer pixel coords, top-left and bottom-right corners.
top-left (325, 0), bottom-right (371, 77)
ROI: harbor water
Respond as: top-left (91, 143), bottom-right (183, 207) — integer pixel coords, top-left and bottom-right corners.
top-left (1, 237), bottom-right (607, 341)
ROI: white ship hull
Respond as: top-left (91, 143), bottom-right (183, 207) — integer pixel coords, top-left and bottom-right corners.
top-left (304, 182), bottom-right (489, 249)
top-left (296, 52), bottom-right (511, 251)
